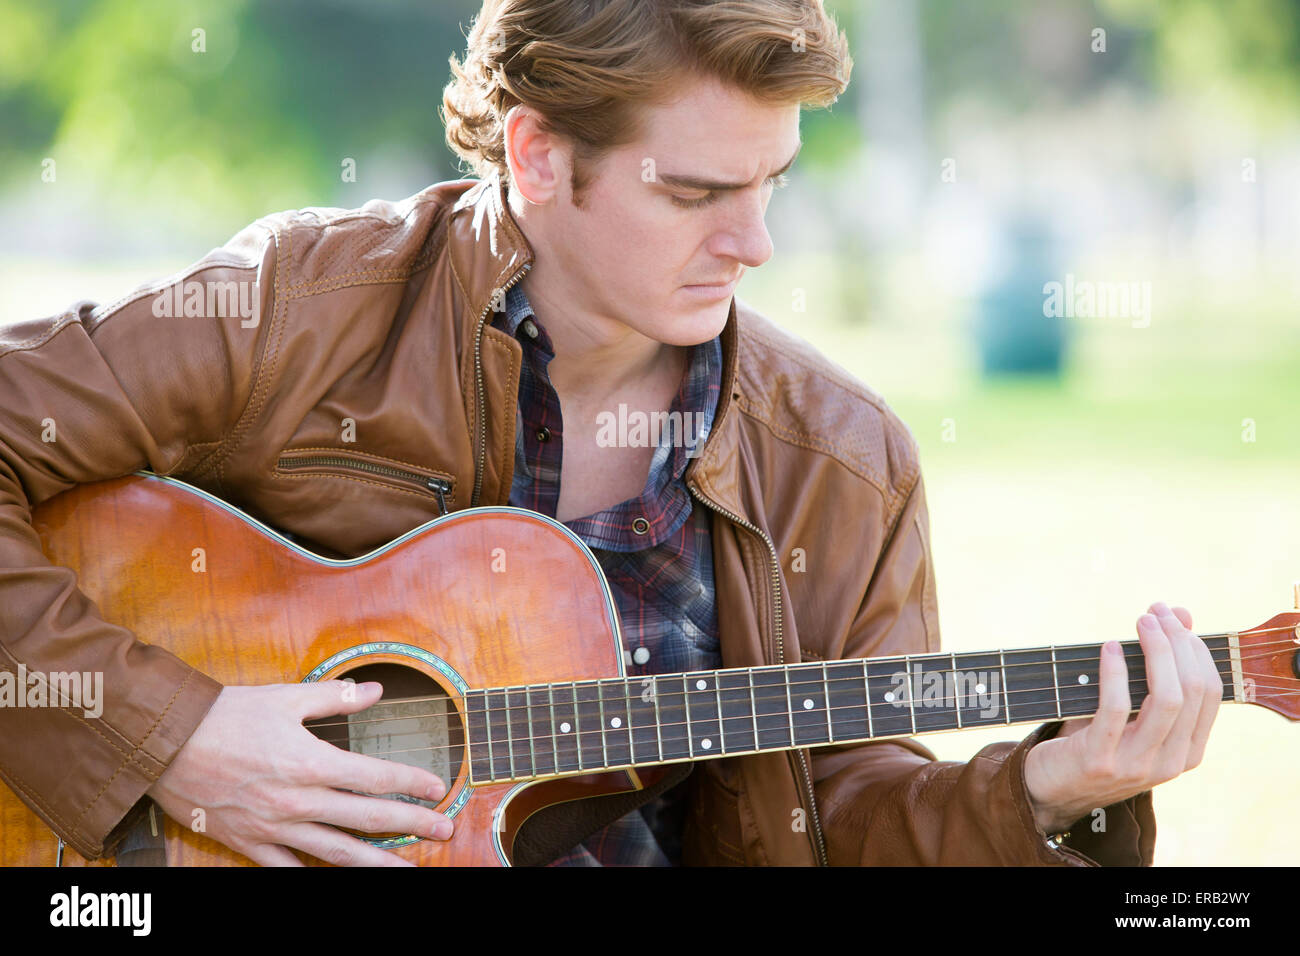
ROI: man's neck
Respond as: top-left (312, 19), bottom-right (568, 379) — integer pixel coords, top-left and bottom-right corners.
top-left (520, 273), bottom-right (687, 411)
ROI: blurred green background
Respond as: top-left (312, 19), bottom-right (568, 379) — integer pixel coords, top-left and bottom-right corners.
top-left (2, 0), bottom-right (1297, 865)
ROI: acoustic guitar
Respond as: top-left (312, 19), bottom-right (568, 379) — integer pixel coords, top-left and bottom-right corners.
top-left (2, 473), bottom-right (1297, 865)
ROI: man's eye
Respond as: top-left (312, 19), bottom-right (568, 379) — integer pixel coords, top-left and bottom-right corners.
top-left (671, 192), bottom-right (719, 209)
top-left (670, 174), bottom-right (790, 209)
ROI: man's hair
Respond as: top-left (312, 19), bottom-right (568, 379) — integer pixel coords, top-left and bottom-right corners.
top-left (441, 0), bottom-right (852, 206)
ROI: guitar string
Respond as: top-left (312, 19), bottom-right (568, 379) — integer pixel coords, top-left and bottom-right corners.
top-left (303, 636), bottom-right (1296, 731)
top-left (304, 623), bottom-right (1300, 725)
top-left (304, 627), bottom-right (1299, 723)
top-left (343, 681), bottom-right (1300, 767)
top-left (318, 671), bottom-right (1298, 765)
top-left (306, 653), bottom-right (1291, 731)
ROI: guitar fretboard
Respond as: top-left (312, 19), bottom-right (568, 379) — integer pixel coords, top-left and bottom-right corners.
top-left (462, 636), bottom-right (1237, 784)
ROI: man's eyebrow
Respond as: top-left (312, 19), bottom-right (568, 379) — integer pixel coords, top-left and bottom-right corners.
top-left (655, 140), bottom-right (802, 192)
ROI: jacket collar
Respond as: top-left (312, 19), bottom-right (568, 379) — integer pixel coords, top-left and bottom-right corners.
top-left (445, 171), bottom-right (750, 521)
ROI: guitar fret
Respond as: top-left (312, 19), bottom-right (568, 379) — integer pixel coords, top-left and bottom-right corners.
top-left (466, 691), bottom-right (490, 782)
top-left (683, 675), bottom-right (695, 758)
top-left (1055, 643), bottom-right (1103, 718)
top-left (822, 662), bottom-right (834, 742)
top-left (548, 683), bottom-right (559, 774)
top-left (627, 676), bottom-right (659, 765)
top-left (574, 681), bottom-right (603, 771)
top-left (909, 653), bottom-right (961, 733)
top-left (953, 652), bottom-right (1005, 728)
top-left (784, 667), bottom-right (796, 745)
top-left (525, 685), bottom-right (537, 773)
top-left (906, 657), bottom-right (917, 734)
top-left (862, 660), bottom-right (874, 740)
top-left (1050, 645), bottom-right (1063, 718)
top-left (825, 661), bottom-right (868, 742)
top-left (599, 678), bottom-right (632, 769)
top-left (951, 653), bottom-right (962, 729)
top-left (597, 681), bottom-right (609, 768)
top-left (571, 683), bottom-right (583, 770)
top-left (523, 683), bottom-right (551, 778)
top-left (1003, 648), bottom-right (1059, 722)
top-left (506, 686), bottom-right (517, 779)
top-left (998, 650), bottom-right (1010, 726)
top-left (714, 676), bottom-right (725, 753)
top-left (748, 669), bottom-right (759, 744)
top-left (865, 657), bottom-right (912, 739)
top-left (718, 670), bottom-right (755, 755)
top-left (652, 677), bottom-right (664, 762)
top-left (486, 687), bottom-right (511, 780)
top-left (752, 667), bottom-right (793, 750)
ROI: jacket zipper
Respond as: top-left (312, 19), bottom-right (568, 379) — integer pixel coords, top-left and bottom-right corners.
top-left (472, 263), bottom-right (532, 506)
top-left (276, 454), bottom-right (452, 514)
top-left (687, 482), bottom-right (830, 867)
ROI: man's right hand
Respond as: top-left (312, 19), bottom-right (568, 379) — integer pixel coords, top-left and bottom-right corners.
top-left (146, 680), bottom-right (454, 866)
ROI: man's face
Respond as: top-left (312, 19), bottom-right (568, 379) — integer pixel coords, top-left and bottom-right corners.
top-left (529, 75), bottom-right (801, 348)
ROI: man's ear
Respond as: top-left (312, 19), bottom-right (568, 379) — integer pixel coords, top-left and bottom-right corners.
top-left (504, 105), bottom-right (567, 205)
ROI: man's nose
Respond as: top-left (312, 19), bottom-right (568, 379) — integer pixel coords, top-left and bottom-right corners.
top-left (717, 192), bottom-right (775, 268)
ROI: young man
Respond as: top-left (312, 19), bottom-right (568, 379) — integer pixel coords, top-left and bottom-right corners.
top-left (0, 0), bottom-right (1221, 866)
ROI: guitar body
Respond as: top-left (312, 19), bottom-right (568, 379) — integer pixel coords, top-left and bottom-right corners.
top-left (2, 474), bottom-right (660, 866)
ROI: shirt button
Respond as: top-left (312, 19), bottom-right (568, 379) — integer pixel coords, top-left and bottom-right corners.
top-left (521, 319), bottom-right (539, 339)
top-left (536, 427), bottom-right (551, 442)
top-left (631, 516), bottom-right (649, 535)
top-left (632, 647), bottom-right (650, 665)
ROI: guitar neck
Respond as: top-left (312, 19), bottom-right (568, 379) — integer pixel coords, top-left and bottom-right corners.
top-left (463, 633), bottom-right (1242, 784)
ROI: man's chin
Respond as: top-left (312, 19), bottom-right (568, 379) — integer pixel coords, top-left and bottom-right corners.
top-left (656, 297), bottom-right (732, 347)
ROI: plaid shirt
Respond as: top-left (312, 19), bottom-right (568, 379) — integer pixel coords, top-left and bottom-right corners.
top-left (492, 282), bottom-right (723, 866)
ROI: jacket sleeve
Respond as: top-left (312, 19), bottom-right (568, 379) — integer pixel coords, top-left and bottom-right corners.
top-left (0, 218), bottom-right (278, 860)
top-left (809, 467), bottom-right (1157, 866)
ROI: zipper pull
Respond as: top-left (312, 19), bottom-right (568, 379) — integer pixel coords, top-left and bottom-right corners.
top-left (427, 478), bottom-right (451, 515)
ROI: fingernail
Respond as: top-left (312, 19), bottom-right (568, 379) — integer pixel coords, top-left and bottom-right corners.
top-left (428, 779), bottom-right (446, 801)
top-left (1153, 602), bottom-right (1171, 615)
top-left (1140, 613), bottom-right (1157, 627)
top-left (433, 819), bottom-right (453, 840)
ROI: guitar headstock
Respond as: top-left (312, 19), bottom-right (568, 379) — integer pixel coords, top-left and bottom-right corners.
top-left (1234, 594), bottom-right (1300, 720)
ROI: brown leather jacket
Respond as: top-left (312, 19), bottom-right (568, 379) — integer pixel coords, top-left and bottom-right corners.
top-left (0, 173), bottom-right (1155, 865)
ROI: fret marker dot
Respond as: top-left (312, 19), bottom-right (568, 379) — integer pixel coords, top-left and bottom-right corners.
top-left (560, 722), bottom-right (571, 733)
top-left (610, 717), bottom-right (622, 728)
top-left (884, 691), bottom-right (895, 702)
top-left (696, 679), bottom-right (707, 690)
top-left (632, 647), bottom-right (650, 665)
top-left (975, 683), bottom-right (986, 695)
top-left (700, 738), bottom-right (712, 750)
top-left (1078, 674), bottom-right (1090, 685)
top-left (803, 698), bottom-right (814, 710)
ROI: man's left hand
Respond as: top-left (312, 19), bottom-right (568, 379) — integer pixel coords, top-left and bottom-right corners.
top-left (1023, 601), bottom-right (1223, 834)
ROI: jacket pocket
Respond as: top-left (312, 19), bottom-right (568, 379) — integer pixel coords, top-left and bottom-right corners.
top-left (275, 448), bottom-right (455, 513)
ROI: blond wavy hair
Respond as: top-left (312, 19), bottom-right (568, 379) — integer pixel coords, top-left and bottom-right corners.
top-left (441, 0), bottom-right (852, 204)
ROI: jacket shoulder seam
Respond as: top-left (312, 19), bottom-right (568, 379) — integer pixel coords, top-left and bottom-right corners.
top-left (0, 313), bottom-right (80, 361)
top-left (274, 195), bottom-right (451, 299)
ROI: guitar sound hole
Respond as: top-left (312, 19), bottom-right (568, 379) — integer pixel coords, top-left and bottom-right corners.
top-left (304, 662), bottom-right (465, 816)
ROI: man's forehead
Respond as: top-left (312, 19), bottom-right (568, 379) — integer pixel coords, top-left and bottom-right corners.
top-left (630, 86), bottom-right (801, 184)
